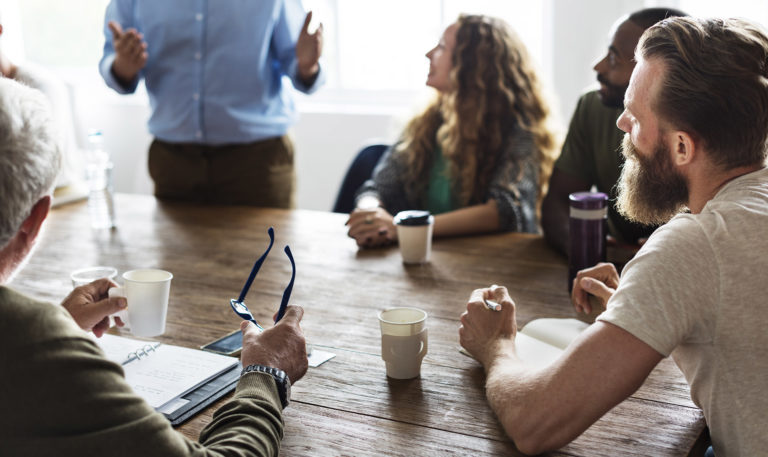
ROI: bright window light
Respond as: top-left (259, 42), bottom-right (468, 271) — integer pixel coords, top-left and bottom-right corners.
top-left (678, 0), bottom-right (768, 27)
top-left (16, 0), bottom-right (109, 70)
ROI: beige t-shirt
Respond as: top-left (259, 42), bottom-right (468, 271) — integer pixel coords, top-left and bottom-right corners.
top-left (598, 167), bottom-right (768, 457)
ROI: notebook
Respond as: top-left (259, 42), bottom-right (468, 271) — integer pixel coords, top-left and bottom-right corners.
top-left (460, 318), bottom-right (590, 368)
top-left (95, 334), bottom-right (241, 425)
top-left (513, 318), bottom-right (590, 368)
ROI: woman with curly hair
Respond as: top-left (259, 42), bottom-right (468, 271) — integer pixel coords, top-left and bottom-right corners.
top-left (346, 14), bottom-right (559, 248)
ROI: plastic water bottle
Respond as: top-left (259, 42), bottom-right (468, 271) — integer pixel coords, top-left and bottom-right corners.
top-left (85, 131), bottom-right (116, 229)
top-left (568, 192), bottom-right (608, 291)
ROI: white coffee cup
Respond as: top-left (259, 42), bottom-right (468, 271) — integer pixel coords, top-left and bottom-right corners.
top-left (70, 266), bottom-right (118, 287)
top-left (378, 307), bottom-right (428, 379)
top-left (394, 210), bottom-right (434, 264)
top-left (70, 266), bottom-right (129, 330)
top-left (108, 269), bottom-right (173, 337)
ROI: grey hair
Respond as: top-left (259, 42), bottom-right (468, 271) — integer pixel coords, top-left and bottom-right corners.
top-left (0, 78), bottom-right (61, 249)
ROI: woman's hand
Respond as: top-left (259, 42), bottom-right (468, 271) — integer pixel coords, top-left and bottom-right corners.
top-left (345, 207), bottom-right (397, 248)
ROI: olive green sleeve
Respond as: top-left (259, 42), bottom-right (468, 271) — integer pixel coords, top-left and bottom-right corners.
top-left (0, 289), bottom-right (284, 457)
top-left (199, 372), bottom-right (285, 455)
top-left (554, 93), bottom-right (596, 184)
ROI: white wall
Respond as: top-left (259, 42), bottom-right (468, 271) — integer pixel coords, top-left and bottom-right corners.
top-left (71, 85), bottom-right (154, 195)
top-left (291, 107), bottom-right (405, 211)
top-left (551, 0), bottom-right (647, 122)
top-left (67, 0), bottom-right (653, 212)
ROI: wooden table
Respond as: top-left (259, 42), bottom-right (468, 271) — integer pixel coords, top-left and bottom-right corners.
top-left (12, 194), bottom-right (706, 456)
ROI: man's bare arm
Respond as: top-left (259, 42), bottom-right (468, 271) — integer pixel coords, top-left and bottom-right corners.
top-left (485, 321), bottom-right (663, 454)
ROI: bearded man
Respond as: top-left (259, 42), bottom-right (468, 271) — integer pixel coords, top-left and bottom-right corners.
top-left (541, 7), bottom-right (686, 255)
top-left (460, 16), bottom-right (768, 457)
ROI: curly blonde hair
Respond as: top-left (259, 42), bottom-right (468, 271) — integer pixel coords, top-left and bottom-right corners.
top-left (395, 14), bottom-right (558, 211)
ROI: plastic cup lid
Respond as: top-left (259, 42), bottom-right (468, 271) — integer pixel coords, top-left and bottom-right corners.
top-left (569, 191), bottom-right (608, 210)
top-left (393, 210), bottom-right (433, 226)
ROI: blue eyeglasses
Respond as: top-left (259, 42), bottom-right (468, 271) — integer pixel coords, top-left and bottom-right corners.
top-left (230, 227), bottom-right (295, 330)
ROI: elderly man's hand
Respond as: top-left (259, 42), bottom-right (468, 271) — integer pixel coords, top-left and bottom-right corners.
top-left (62, 278), bottom-right (127, 337)
top-left (240, 305), bottom-right (308, 383)
top-left (459, 285), bottom-right (518, 369)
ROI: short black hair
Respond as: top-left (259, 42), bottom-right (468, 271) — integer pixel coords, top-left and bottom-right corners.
top-left (628, 7), bottom-right (688, 30)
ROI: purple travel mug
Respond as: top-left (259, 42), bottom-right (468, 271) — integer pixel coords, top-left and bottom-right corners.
top-left (568, 192), bottom-right (608, 291)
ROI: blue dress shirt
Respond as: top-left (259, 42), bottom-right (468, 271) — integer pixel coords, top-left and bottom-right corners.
top-left (99, 0), bottom-right (324, 145)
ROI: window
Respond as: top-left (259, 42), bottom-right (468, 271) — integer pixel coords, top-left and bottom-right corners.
top-left (300, 0), bottom-right (547, 107)
top-left (677, 0), bottom-right (768, 27)
top-left (304, 0), bottom-right (544, 90)
top-left (13, 0), bottom-right (109, 70)
top-left (7, 0), bottom-right (546, 109)
top-left (8, 1), bottom-right (768, 111)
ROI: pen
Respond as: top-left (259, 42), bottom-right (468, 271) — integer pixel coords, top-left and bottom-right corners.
top-left (484, 298), bottom-right (502, 311)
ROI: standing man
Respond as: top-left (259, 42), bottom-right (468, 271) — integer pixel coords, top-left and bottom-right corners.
top-left (461, 16), bottom-right (768, 456)
top-left (99, 1), bottom-right (324, 207)
top-left (0, 75), bottom-right (309, 455)
top-left (541, 8), bottom-right (685, 255)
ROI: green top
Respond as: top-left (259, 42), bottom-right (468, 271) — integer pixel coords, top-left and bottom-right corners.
top-left (425, 145), bottom-right (456, 215)
top-left (0, 286), bottom-right (284, 456)
top-left (554, 90), bottom-right (656, 243)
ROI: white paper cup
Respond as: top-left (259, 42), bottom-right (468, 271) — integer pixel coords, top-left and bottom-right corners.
top-left (70, 266), bottom-right (118, 287)
top-left (378, 307), bottom-right (428, 379)
top-left (71, 266), bottom-right (128, 329)
top-left (109, 269), bottom-right (173, 337)
top-left (394, 211), bottom-right (434, 264)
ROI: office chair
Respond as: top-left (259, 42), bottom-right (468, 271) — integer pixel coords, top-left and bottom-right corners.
top-left (332, 143), bottom-right (388, 213)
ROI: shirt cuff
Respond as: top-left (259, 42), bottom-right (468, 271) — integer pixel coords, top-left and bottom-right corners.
top-left (236, 371), bottom-right (283, 412)
top-left (289, 59), bottom-right (325, 94)
top-left (99, 54), bottom-right (140, 94)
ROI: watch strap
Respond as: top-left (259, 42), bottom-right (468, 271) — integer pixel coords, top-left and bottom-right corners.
top-left (241, 364), bottom-right (290, 409)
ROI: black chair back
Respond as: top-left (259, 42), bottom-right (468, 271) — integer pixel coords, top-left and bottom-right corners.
top-left (332, 144), bottom-right (388, 213)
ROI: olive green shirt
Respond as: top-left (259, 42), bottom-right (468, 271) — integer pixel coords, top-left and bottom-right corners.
top-left (0, 286), bottom-right (284, 456)
top-left (555, 90), bottom-right (656, 243)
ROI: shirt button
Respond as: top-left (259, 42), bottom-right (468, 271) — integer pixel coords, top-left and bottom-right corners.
top-left (196, 131), bottom-right (203, 139)
top-left (192, 93), bottom-right (200, 101)
top-left (196, 13), bottom-right (203, 21)
top-left (194, 52), bottom-right (202, 60)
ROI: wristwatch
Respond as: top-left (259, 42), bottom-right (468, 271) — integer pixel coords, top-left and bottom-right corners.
top-left (241, 364), bottom-right (291, 409)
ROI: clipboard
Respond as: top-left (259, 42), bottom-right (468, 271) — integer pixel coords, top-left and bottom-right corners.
top-left (161, 362), bottom-right (242, 426)
top-left (95, 334), bottom-right (241, 425)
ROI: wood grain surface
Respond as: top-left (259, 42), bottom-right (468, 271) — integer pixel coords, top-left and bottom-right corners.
top-left (10, 194), bottom-right (706, 456)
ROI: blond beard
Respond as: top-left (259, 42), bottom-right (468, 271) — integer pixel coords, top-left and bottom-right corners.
top-left (616, 134), bottom-right (689, 225)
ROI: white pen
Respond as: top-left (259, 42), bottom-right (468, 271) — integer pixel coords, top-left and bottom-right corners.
top-left (484, 298), bottom-right (502, 311)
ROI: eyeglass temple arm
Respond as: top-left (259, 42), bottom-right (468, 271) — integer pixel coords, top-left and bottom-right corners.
top-left (237, 227), bottom-right (275, 304)
top-left (275, 245), bottom-right (295, 323)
